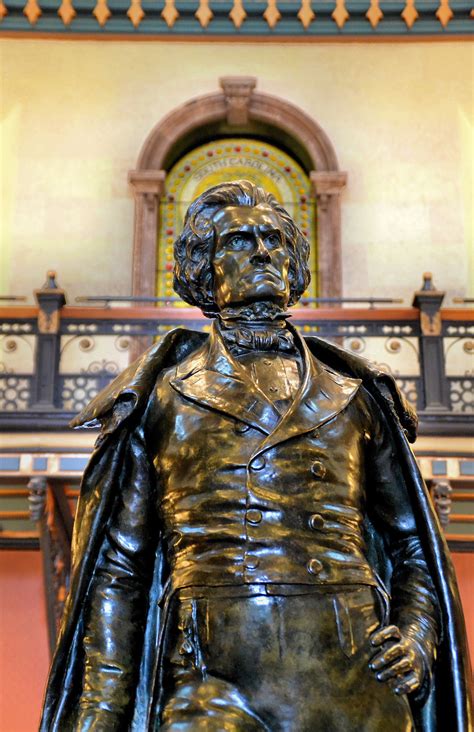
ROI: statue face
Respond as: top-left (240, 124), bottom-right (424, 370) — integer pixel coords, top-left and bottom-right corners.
top-left (211, 204), bottom-right (290, 311)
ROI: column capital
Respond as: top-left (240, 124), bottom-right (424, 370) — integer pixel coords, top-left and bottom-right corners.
top-left (310, 171), bottom-right (347, 196)
top-left (128, 169), bottom-right (166, 197)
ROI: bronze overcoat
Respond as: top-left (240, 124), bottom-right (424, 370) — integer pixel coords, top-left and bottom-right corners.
top-left (39, 327), bottom-right (472, 732)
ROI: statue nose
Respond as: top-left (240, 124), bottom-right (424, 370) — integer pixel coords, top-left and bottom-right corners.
top-left (250, 238), bottom-right (271, 265)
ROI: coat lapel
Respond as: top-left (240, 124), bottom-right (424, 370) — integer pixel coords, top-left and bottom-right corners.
top-left (170, 321), bottom-right (361, 446)
top-left (170, 323), bottom-right (281, 435)
top-left (251, 328), bottom-right (361, 458)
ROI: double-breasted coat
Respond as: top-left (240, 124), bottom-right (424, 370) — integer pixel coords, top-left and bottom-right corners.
top-left (39, 325), bottom-right (472, 732)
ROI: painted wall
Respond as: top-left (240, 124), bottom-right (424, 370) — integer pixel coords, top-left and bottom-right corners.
top-left (0, 40), bottom-right (472, 305)
top-left (0, 551), bottom-right (49, 732)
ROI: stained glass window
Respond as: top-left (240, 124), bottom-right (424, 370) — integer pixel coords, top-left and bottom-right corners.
top-left (157, 138), bottom-right (317, 306)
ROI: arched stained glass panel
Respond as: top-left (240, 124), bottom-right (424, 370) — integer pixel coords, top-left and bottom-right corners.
top-left (157, 138), bottom-right (317, 306)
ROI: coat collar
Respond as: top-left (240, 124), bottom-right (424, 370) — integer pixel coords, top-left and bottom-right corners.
top-left (251, 326), bottom-right (361, 457)
top-left (170, 321), bottom-right (361, 447)
top-left (171, 323), bottom-right (281, 435)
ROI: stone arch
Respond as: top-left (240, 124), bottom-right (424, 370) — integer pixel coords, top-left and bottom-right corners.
top-left (129, 77), bottom-right (347, 301)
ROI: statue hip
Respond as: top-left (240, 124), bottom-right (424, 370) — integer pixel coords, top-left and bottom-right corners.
top-left (159, 585), bottom-right (415, 732)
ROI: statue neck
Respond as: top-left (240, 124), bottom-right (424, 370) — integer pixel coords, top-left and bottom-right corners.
top-left (216, 302), bottom-right (295, 354)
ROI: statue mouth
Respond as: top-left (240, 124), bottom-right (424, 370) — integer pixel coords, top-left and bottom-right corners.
top-left (246, 266), bottom-right (282, 282)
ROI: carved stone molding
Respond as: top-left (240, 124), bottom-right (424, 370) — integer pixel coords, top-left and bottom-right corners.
top-left (28, 476), bottom-right (47, 522)
top-left (129, 79), bottom-right (346, 306)
top-left (432, 479), bottom-right (452, 529)
top-left (128, 170), bottom-right (166, 299)
top-left (310, 172), bottom-right (347, 298)
top-left (310, 171), bottom-right (347, 211)
top-left (219, 76), bottom-right (257, 126)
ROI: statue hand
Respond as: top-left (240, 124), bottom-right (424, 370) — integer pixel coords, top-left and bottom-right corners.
top-left (368, 624), bottom-right (425, 696)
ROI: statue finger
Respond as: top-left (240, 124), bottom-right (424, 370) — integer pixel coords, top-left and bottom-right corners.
top-left (374, 656), bottom-right (413, 681)
top-left (393, 672), bottom-right (420, 696)
top-left (370, 642), bottom-right (404, 670)
top-left (370, 625), bottom-right (402, 647)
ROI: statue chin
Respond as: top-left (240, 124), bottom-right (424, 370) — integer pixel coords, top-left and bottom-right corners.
top-left (218, 300), bottom-right (290, 323)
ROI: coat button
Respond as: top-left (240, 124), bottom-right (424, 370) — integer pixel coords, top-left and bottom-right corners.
top-left (311, 460), bottom-right (326, 479)
top-left (235, 422), bottom-right (251, 434)
top-left (307, 558), bottom-right (323, 575)
top-left (250, 456), bottom-right (266, 471)
top-left (244, 556), bottom-right (260, 570)
top-left (246, 509), bottom-right (263, 525)
top-left (309, 513), bottom-right (325, 530)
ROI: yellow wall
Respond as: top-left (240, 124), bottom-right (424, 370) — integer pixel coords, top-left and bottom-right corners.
top-left (0, 39), bottom-right (472, 304)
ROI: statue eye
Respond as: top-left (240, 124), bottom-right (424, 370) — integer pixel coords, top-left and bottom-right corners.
top-left (264, 233), bottom-right (281, 249)
top-left (226, 235), bottom-right (250, 251)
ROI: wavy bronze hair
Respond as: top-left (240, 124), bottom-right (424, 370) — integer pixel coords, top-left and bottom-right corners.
top-left (173, 180), bottom-right (311, 316)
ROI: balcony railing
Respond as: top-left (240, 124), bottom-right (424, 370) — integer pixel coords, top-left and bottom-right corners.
top-left (0, 272), bottom-right (472, 434)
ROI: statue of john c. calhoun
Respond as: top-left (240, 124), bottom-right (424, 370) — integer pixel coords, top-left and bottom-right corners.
top-left (40, 180), bottom-right (471, 732)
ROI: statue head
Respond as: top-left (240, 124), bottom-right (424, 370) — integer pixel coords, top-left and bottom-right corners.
top-left (173, 180), bottom-right (310, 316)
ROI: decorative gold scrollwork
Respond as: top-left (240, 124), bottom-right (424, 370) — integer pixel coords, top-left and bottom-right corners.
top-left (298, 0), bottom-right (315, 28)
top-left (161, 0), bottom-right (178, 27)
top-left (436, 0), bottom-right (453, 27)
top-left (332, 0), bottom-right (349, 28)
top-left (229, 0), bottom-right (246, 28)
top-left (127, 0), bottom-right (144, 27)
top-left (58, 0), bottom-right (76, 25)
top-left (93, 0), bottom-right (111, 26)
top-left (195, 0), bottom-right (213, 27)
top-left (401, 0), bottom-right (418, 28)
top-left (366, 0), bottom-right (383, 27)
top-left (23, 0), bottom-right (42, 24)
top-left (263, 0), bottom-right (281, 28)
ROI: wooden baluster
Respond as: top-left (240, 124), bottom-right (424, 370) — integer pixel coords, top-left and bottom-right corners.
top-left (432, 480), bottom-right (452, 530)
top-left (29, 477), bottom-right (73, 653)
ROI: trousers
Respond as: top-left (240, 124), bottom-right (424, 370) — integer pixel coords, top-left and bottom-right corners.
top-left (159, 585), bottom-right (414, 732)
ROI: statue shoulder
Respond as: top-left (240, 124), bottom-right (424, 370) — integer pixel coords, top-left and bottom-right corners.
top-left (70, 328), bottom-right (207, 431)
top-left (305, 335), bottom-right (418, 442)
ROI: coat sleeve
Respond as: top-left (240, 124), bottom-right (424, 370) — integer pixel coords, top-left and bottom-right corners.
top-left (363, 390), bottom-right (440, 702)
top-left (75, 420), bottom-right (160, 731)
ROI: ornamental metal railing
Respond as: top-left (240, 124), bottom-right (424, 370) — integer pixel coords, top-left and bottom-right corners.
top-left (0, 271), bottom-right (472, 433)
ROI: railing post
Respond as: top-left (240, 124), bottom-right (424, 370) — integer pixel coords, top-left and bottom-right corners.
top-left (28, 476), bottom-right (71, 654)
top-left (31, 271), bottom-right (66, 410)
top-left (412, 273), bottom-right (450, 413)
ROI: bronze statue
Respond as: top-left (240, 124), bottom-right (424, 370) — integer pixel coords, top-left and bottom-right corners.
top-left (40, 181), bottom-right (471, 731)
